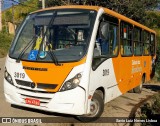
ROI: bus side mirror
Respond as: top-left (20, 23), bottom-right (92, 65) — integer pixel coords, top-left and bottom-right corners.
top-left (99, 22), bottom-right (109, 40)
top-left (93, 48), bottom-right (100, 57)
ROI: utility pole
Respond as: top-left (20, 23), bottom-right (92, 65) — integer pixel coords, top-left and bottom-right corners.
top-left (12, 2), bottom-right (15, 33)
top-left (12, 3), bottom-right (14, 24)
top-left (42, 0), bottom-right (45, 9)
top-left (0, 0), bottom-right (2, 31)
top-left (68, 0), bottom-right (70, 5)
top-left (4, 2), bottom-right (7, 33)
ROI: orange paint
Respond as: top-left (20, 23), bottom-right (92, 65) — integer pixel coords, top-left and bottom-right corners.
top-left (112, 55), bottom-right (152, 94)
top-left (22, 57), bottom-right (86, 92)
top-left (31, 5), bottom-right (100, 14)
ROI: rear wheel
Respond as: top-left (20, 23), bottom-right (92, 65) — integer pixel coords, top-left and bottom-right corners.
top-left (128, 89), bottom-right (134, 93)
top-left (133, 76), bottom-right (145, 93)
top-left (77, 92), bottom-right (104, 122)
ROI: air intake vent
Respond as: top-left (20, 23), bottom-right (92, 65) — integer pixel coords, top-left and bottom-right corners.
top-left (15, 79), bottom-right (58, 90)
top-left (37, 83), bottom-right (58, 89)
top-left (16, 79), bottom-right (31, 87)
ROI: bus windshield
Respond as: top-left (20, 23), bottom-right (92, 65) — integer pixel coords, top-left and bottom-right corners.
top-left (9, 9), bottom-right (97, 62)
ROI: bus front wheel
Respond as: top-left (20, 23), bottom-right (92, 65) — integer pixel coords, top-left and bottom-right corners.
top-left (76, 92), bottom-right (104, 122)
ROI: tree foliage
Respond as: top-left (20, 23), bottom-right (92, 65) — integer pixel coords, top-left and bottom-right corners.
top-left (145, 11), bottom-right (160, 28)
top-left (38, 0), bottom-right (159, 25)
top-left (101, 0), bottom-right (159, 24)
top-left (0, 32), bottom-right (13, 57)
top-left (2, 0), bottom-right (38, 24)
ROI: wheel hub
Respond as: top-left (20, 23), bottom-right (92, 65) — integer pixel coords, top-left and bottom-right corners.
top-left (89, 99), bottom-right (99, 117)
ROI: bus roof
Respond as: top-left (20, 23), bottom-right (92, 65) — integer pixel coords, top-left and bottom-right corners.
top-left (103, 8), bottom-right (156, 34)
top-left (32, 5), bottom-right (100, 13)
top-left (32, 5), bottom-right (156, 34)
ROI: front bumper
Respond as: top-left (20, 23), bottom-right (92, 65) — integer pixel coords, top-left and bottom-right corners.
top-left (4, 79), bottom-right (86, 115)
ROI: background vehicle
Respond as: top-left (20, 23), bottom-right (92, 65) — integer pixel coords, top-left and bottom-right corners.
top-left (4, 5), bottom-right (156, 122)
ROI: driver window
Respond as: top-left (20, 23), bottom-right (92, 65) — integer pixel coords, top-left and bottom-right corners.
top-left (97, 22), bottom-right (110, 55)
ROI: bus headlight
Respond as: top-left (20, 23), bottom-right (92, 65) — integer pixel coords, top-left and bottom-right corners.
top-left (4, 68), bottom-right (14, 85)
top-left (60, 73), bottom-right (82, 91)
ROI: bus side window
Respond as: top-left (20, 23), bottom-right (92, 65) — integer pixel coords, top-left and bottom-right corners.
top-left (111, 26), bottom-right (118, 55)
top-left (92, 14), bottom-right (118, 70)
top-left (134, 27), bottom-right (142, 56)
top-left (143, 31), bottom-right (150, 55)
top-left (95, 20), bottom-right (118, 57)
top-left (97, 22), bottom-right (110, 55)
top-left (150, 34), bottom-right (155, 55)
top-left (120, 22), bottom-right (133, 56)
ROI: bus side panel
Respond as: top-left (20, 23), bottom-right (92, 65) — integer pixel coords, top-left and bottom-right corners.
top-left (89, 58), bottom-right (122, 103)
top-left (113, 56), bottom-right (142, 94)
top-left (142, 56), bottom-right (152, 81)
top-left (113, 55), bottom-right (152, 94)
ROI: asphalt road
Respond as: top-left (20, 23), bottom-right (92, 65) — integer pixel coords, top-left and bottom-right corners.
top-left (0, 57), bottom-right (159, 126)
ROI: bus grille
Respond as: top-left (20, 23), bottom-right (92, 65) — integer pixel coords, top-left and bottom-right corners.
top-left (15, 79), bottom-right (58, 90)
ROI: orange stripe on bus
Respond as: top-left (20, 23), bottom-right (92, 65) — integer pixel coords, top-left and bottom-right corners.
top-left (22, 57), bottom-right (86, 92)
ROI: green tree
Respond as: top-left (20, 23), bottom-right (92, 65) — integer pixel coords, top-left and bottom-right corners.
top-left (5, 11), bottom-right (12, 23)
top-left (85, 0), bottom-right (159, 23)
top-left (38, 0), bottom-right (64, 8)
top-left (2, 0), bottom-right (38, 25)
top-left (145, 11), bottom-right (160, 28)
top-left (38, 0), bottom-right (159, 24)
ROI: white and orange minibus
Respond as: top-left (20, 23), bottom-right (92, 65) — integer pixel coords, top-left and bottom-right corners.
top-left (4, 5), bottom-right (156, 121)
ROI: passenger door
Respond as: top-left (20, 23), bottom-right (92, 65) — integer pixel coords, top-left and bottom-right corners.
top-left (89, 14), bottom-right (120, 102)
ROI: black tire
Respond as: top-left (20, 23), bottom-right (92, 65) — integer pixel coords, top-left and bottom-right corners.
top-left (133, 76), bottom-right (145, 93)
top-left (76, 92), bottom-right (104, 122)
top-left (128, 89), bottom-right (134, 93)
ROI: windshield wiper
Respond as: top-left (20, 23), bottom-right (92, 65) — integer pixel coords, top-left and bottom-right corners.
top-left (36, 11), bottom-right (60, 66)
top-left (16, 35), bottom-right (37, 63)
top-left (47, 44), bottom-right (61, 66)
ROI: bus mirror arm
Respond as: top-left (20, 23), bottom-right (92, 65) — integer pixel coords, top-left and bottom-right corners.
top-left (99, 16), bottom-right (103, 21)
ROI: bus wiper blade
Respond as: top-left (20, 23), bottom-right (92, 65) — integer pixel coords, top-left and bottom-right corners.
top-left (16, 35), bottom-right (37, 63)
top-left (36, 12), bottom-right (60, 66)
top-left (47, 48), bottom-right (61, 66)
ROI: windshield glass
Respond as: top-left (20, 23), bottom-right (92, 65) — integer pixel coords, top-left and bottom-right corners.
top-left (9, 9), bottom-right (97, 62)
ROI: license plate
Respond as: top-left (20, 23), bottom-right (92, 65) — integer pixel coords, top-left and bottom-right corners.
top-left (25, 98), bottom-right (40, 106)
